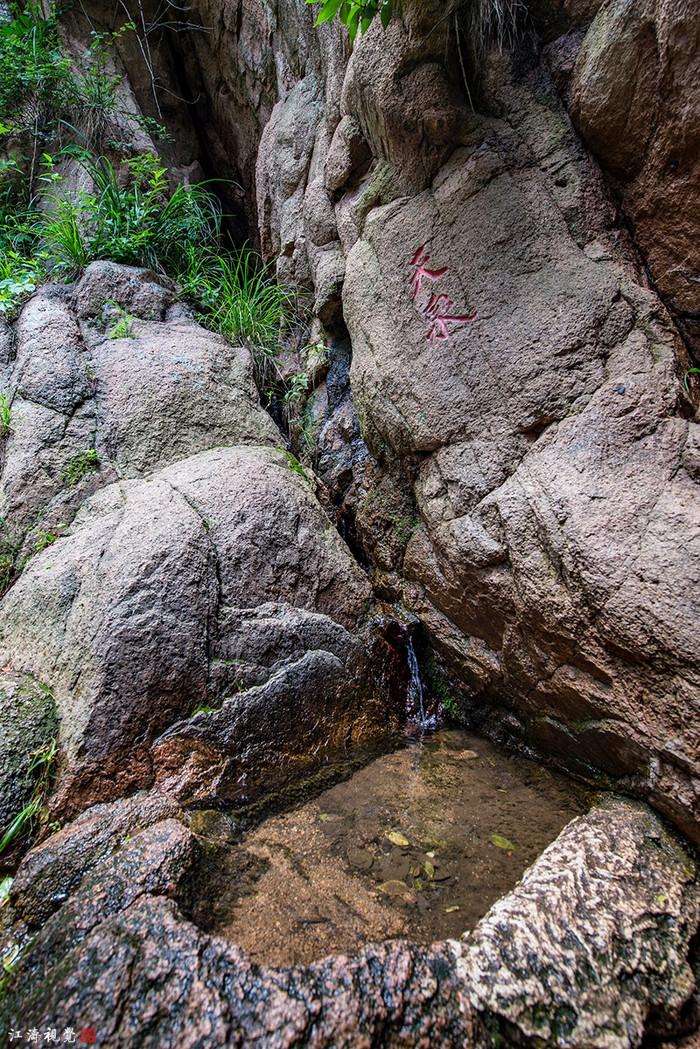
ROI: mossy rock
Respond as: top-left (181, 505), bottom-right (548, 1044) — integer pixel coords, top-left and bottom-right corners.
top-left (0, 672), bottom-right (57, 834)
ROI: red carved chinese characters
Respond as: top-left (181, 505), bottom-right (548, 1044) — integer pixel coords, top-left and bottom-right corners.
top-left (409, 245), bottom-right (448, 300)
top-left (409, 244), bottom-right (477, 343)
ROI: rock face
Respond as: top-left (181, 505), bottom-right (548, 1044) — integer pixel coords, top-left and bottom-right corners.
top-left (1, 797), bottom-right (697, 1048)
top-left (0, 264), bottom-right (396, 818)
top-left (569, 0), bottom-right (700, 351)
top-left (125, 0), bottom-right (700, 840)
top-left (0, 674), bottom-right (57, 845)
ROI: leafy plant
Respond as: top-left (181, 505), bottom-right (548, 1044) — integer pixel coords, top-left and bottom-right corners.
top-left (0, 393), bottom-right (12, 438)
top-left (183, 246), bottom-right (294, 393)
top-left (0, 249), bottom-right (44, 319)
top-left (62, 449), bottom-right (99, 488)
top-left (104, 301), bottom-right (135, 339)
top-left (28, 527), bottom-right (64, 558)
top-left (306, 0), bottom-right (395, 43)
top-left (191, 703), bottom-right (220, 716)
top-left (0, 4), bottom-right (77, 140)
top-left (283, 450), bottom-right (313, 485)
top-left (38, 151), bottom-right (222, 278)
top-left (0, 737), bottom-right (58, 859)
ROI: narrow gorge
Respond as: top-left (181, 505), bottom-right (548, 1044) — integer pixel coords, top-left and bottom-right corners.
top-left (0, 0), bottom-right (698, 1045)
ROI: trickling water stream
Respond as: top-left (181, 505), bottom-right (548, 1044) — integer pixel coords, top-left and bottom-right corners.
top-left (405, 636), bottom-right (435, 731)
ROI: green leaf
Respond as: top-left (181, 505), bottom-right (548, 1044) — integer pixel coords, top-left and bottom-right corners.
top-left (315, 0), bottom-right (345, 25)
top-left (491, 833), bottom-right (516, 851)
top-left (347, 6), bottom-right (361, 44)
top-left (380, 1), bottom-right (393, 30)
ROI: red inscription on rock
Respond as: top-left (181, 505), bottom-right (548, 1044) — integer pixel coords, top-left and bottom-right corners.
top-left (409, 244), bottom-right (477, 343)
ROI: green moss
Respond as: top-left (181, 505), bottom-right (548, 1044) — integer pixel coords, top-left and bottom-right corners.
top-left (423, 656), bottom-right (465, 722)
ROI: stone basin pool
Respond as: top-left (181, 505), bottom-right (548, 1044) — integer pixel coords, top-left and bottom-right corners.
top-left (186, 727), bottom-right (587, 965)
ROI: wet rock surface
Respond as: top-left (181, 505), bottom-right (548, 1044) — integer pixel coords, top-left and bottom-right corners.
top-left (0, 796), bottom-right (696, 1048)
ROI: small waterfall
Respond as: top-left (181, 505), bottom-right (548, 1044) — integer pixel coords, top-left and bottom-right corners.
top-left (406, 637), bottom-right (426, 723)
top-left (406, 636), bottom-right (437, 733)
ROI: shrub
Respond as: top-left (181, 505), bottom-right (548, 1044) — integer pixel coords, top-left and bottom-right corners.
top-left (38, 151), bottom-right (222, 277)
top-left (0, 5), bottom-right (77, 138)
top-left (0, 737), bottom-right (58, 860)
top-left (182, 246), bottom-right (294, 392)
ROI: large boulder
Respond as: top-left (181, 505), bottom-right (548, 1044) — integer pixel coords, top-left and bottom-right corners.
top-left (0, 263), bottom-right (400, 820)
top-left (0, 265), bottom-right (278, 549)
top-left (0, 796), bottom-right (697, 1048)
top-left (569, 0), bottom-right (700, 350)
top-left (0, 445), bottom-right (386, 816)
top-left (342, 95), bottom-right (700, 839)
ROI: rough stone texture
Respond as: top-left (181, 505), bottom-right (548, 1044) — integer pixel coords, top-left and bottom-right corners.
top-left (570, 0), bottom-right (700, 352)
top-left (0, 672), bottom-right (57, 840)
top-left (456, 798), bottom-right (700, 1048)
top-left (0, 797), bottom-right (697, 1048)
top-left (9, 791), bottom-right (182, 926)
top-left (0, 442), bottom-right (384, 816)
top-left (154, 0), bottom-right (700, 839)
top-left (0, 262), bottom-right (396, 821)
top-left (32, 0), bottom-right (699, 843)
top-left (0, 265), bottom-right (278, 548)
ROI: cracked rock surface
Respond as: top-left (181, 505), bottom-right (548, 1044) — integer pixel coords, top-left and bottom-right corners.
top-left (0, 265), bottom-right (395, 819)
top-left (0, 797), bottom-right (697, 1048)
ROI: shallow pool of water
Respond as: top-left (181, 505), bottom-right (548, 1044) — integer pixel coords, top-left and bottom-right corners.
top-left (188, 728), bottom-right (587, 967)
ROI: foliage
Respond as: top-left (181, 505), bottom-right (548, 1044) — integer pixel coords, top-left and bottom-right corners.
top-left (28, 527), bottom-right (64, 558)
top-left (0, 393), bottom-right (12, 438)
top-left (62, 449), bottom-right (99, 488)
top-left (191, 703), bottom-right (219, 717)
top-left (0, 737), bottom-right (57, 860)
top-left (38, 150), bottom-right (221, 277)
top-left (0, 4), bottom-right (77, 139)
top-left (306, 0), bottom-right (394, 43)
top-left (0, 248), bottom-right (44, 319)
top-left (105, 301), bottom-right (135, 339)
top-left (0, 12), bottom-right (296, 401)
top-left (283, 450), bottom-right (313, 484)
top-left (306, 0), bottom-right (525, 58)
top-left (182, 246), bottom-right (295, 393)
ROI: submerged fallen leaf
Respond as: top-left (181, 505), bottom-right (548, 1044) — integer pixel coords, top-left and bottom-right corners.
top-left (377, 880), bottom-right (409, 897)
top-left (347, 847), bottom-right (373, 871)
top-left (444, 905), bottom-right (460, 914)
top-left (491, 833), bottom-right (515, 851)
top-left (424, 860), bottom-right (435, 880)
top-left (319, 813), bottom-right (344, 823)
top-left (385, 831), bottom-right (410, 847)
top-left (453, 750), bottom-right (479, 761)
